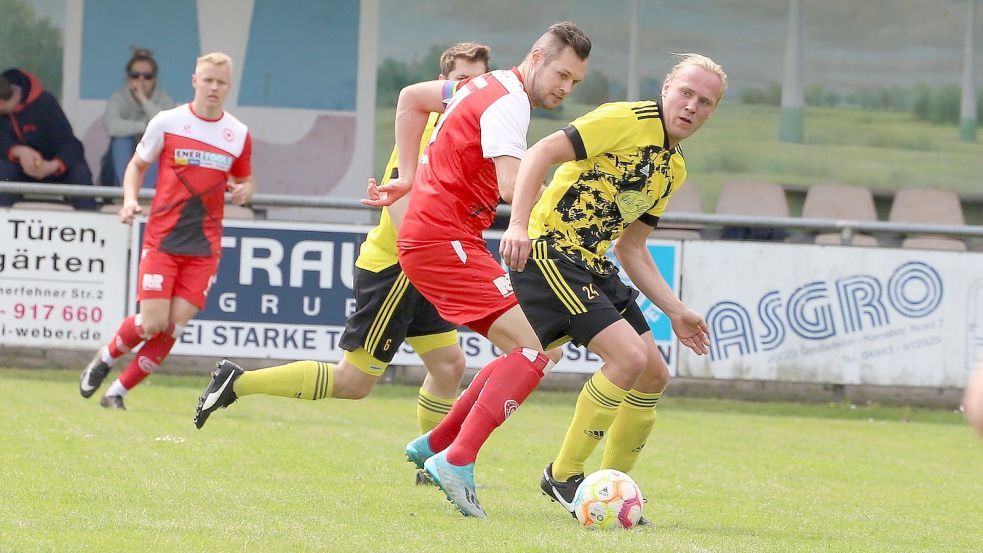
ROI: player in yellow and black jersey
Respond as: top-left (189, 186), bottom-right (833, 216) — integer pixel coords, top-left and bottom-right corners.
top-left (499, 53), bottom-right (726, 521)
top-left (193, 45), bottom-right (491, 483)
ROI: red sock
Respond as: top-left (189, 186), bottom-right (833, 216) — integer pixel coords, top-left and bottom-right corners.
top-left (118, 331), bottom-right (176, 390)
top-left (427, 359), bottom-right (499, 453)
top-left (445, 348), bottom-right (548, 466)
top-left (107, 315), bottom-right (148, 359)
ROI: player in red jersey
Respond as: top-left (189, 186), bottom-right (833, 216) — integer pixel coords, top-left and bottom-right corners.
top-left (363, 22), bottom-right (591, 518)
top-left (79, 52), bottom-right (254, 410)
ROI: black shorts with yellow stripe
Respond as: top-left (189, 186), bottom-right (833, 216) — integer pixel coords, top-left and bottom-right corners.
top-left (511, 241), bottom-right (650, 350)
top-left (339, 264), bottom-right (457, 371)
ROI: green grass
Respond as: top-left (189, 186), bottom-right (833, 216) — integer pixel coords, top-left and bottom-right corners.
top-left (3, 368), bottom-right (982, 552)
top-left (375, 103), bottom-right (983, 220)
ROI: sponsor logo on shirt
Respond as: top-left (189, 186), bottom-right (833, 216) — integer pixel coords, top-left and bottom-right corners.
top-left (174, 148), bottom-right (234, 171)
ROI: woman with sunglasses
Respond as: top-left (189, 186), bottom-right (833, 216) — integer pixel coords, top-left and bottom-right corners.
top-left (102, 48), bottom-right (175, 188)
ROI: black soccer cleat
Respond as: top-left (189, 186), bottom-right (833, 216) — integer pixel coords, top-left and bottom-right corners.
top-left (540, 463), bottom-right (584, 518)
top-left (99, 394), bottom-right (126, 410)
top-left (194, 359), bottom-right (244, 429)
top-left (79, 354), bottom-right (111, 399)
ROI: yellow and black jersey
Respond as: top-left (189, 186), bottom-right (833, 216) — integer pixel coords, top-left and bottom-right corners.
top-left (355, 111), bottom-right (442, 272)
top-left (528, 99), bottom-right (687, 275)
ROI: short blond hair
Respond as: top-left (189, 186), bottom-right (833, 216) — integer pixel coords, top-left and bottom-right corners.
top-left (665, 53), bottom-right (727, 103)
top-left (439, 42), bottom-right (491, 76)
top-left (196, 52), bottom-right (234, 74)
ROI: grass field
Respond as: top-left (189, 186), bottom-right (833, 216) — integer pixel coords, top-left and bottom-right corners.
top-left (3, 368), bottom-right (983, 553)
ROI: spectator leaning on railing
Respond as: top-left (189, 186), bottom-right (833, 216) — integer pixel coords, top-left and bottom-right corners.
top-left (0, 68), bottom-right (96, 210)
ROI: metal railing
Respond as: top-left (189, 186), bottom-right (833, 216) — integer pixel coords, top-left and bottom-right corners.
top-left (4, 181), bottom-right (983, 245)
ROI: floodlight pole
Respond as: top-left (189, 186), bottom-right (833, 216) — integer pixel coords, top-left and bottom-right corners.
top-left (627, 0), bottom-right (640, 101)
top-left (779, 0), bottom-right (804, 144)
top-left (960, 0), bottom-right (978, 142)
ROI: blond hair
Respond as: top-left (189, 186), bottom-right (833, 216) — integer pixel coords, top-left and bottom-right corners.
top-left (665, 53), bottom-right (727, 103)
top-left (196, 52), bottom-right (234, 74)
top-left (439, 42), bottom-right (491, 76)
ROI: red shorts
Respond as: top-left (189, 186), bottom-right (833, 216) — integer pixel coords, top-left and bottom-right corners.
top-left (397, 239), bottom-right (517, 335)
top-left (137, 248), bottom-right (220, 309)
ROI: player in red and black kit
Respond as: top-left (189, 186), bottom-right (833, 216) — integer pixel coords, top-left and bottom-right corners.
top-left (363, 22), bottom-right (590, 519)
top-left (79, 52), bottom-right (254, 410)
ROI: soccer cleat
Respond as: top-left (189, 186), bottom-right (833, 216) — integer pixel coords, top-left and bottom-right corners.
top-left (405, 431), bottom-right (436, 470)
top-left (540, 463), bottom-right (584, 518)
top-left (415, 469), bottom-right (434, 486)
top-left (79, 355), bottom-right (111, 398)
top-left (99, 395), bottom-right (126, 410)
top-left (424, 450), bottom-right (487, 519)
top-left (636, 515), bottom-right (653, 527)
top-left (193, 359), bottom-right (244, 429)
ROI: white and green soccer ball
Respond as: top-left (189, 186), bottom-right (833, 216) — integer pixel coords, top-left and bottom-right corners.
top-left (573, 469), bottom-right (644, 530)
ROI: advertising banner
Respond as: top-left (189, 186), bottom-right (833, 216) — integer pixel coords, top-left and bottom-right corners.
top-left (133, 220), bottom-right (682, 374)
top-left (679, 241), bottom-right (979, 387)
top-left (0, 209), bottom-right (129, 349)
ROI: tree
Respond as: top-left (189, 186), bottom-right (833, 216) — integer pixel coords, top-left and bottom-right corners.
top-left (572, 69), bottom-right (612, 105)
top-left (0, 0), bottom-right (63, 98)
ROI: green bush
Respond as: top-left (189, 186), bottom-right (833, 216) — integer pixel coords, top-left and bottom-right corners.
top-left (739, 82), bottom-right (781, 106)
top-left (0, 0), bottom-right (63, 98)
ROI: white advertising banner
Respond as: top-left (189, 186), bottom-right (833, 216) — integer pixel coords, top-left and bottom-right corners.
top-left (0, 209), bottom-right (129, 349)
top-left (134, 220), bottom-right (682, 375)
top-left (679, 241), bottom-right (980, 388)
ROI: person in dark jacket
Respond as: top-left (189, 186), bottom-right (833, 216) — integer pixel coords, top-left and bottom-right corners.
top-left (0, 68), bottom-right (95, 209)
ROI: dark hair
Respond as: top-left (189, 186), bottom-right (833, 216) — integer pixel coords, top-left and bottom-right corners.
top-left (440, 42), bottom-right (491, 76)
top-left (0, 75), bottom-right (11, 101)
top-left (537, 21), bottom-right (591, 63)
top-left (126, 47), bottom-right (158, 75)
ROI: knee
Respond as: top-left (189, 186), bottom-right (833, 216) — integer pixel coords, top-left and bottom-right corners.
top-left (427, 354), bottom-right (466, 385)
top-left (139, 317), bottom-right (168, 337)
top-left (607, 340), bottom-right (649, 379)
top-left (641, 361), bottom-right (670, 390)
top-left (632, 348), bottom-right (670, 390)
top-left (332, 362), bottom-right (377, 400)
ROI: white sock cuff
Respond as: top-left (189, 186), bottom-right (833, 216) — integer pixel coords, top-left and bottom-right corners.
top-left (106, 379), bottom-right (128, 396)
top-left (544, 359), bottom-right (557, 375)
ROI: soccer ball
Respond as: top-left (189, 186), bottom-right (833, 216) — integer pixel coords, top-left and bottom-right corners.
top-left (573, 469), bottom-right (644, 530)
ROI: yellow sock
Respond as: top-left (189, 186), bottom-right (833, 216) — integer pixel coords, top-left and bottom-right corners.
top-left (233, 360), bottom-right (334, 400)
top-left (416, 388), bottom-right (456, 434)
top-left (601, 390), bottom-right (661, 473)
top-left (552, 371), bottom-right (629, 481)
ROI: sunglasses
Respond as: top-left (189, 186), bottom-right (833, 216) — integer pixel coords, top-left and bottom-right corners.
top-left (128, 71), bottom-right (156, 80)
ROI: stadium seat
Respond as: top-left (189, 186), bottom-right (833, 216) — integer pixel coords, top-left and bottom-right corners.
top-left (715, 180), bottom-right (790, 241)
top-left (651, 180), bottom-right (702, 240)
top-left (888, 188), bottom-right (967, 251)
top-left (11, 200), bottom-right (74, 211)
top-left (801, 183), bottom-right (879, 246)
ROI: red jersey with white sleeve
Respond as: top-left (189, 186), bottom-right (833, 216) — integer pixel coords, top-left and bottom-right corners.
top-left (395, 69), bottom-right (531, 332)
top-left (136, 103), bottom-right (252, 257)
top-left (399, 68), bottom-right (530, 244)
